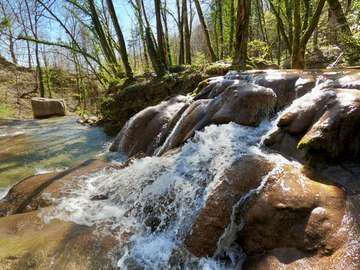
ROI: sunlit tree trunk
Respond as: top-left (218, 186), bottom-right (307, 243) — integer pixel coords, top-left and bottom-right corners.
top-left (194, 0), bottom-right (217, 62)
top-left (182, 0), bottom-right (191, 64)
top-left (154, 0), bottom-right (168, 67)
top-left (217, 0), bottom-right (224, 59)
top-left (233, 0), bottom-right (251, 68)
top-left (106, 0), bottom-right (133, 79)
top-left (229, 0), bottom-right (235, 55)
top-left (177, 0), bottom-right (185, 65)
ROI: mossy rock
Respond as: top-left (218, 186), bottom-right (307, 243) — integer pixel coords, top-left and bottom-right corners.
top-left (100, 70), bottom-right (206, 135)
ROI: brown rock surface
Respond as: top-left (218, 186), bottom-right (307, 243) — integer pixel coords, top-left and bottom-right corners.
top-left (265, 86), bottom-right (360, 161)
top-left (109, 95), bottom-right (189, 156)
top-left (0, 210), bottom-right (118, 270)
top-left (158, 82), bottom-right (276, 154)
top-left (238, 164), bottom-right (347, 255)
top-left (0, 159), bottom-right (109, 216)
top-left (253, 70), bottom-right (301, 109)
top-left (31, 97), bottom-right (67, 118)
top-left (185, 154), bottom-right (275, 257)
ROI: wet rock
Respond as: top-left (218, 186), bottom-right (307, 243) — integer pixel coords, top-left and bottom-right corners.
top-left (156, 99), bottom-right (211, 155)
top-left (78, 115), bottom-right (100, 126)
top-left (185, 154), bottom-right (275, 257)
top-left (0, 159), bottom-right (109, 216)
top-left (110, 95), bottom-right (189, 157)
top-left (0, 210), bottom-right (118, 270)
top-left (158, 82), bottom-right (276, 154)
top-left (294, 74), bottom-right (316, 97)
top-left (144, 216), bottom-right (161, 232)
top-left (238, 164), bottom-right (347, 256)
top-left (31, 97), bottom-right (66, 118)
top-left (240, 165), bottom-right (360, 270)
top-left (265, 85), bottom-right (360, 161)
top-left (253, 70), bottom-right (300, 109)
top-left (194, 78), bottom-right (236, 100)
top-left (90, 193), bottom-right (109, 201)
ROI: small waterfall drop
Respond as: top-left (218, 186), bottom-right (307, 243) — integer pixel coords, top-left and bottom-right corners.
top-left (44, 119), bottom-right (274, 269)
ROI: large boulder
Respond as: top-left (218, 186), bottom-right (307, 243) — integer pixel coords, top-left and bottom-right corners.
top-left (239, 164), bottom-right (359, 270)
top-left (265, 85), bottom-right (360, 161)
top-left (253, 70), bottom-right (301, 109)
top-left (31, 97), bottom-right (66, 118)
top-left (158, 82), bottom-right (276, 154)
top-left (185, 154), bottom-right (275, 257)
top-left (238, 164), bottom-right (346, 255)
top-left (109, 95), bottom-right (189, 157)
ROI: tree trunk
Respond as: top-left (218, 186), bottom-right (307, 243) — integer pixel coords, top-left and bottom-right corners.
top-left (255, 0), bottom-right (266, 42)
top-left (292, 0), bottom-right (326, 68)
top-left (232, 0), bottom-right (251, 68)
top-left (193, 0), bottom-right (217, 62)
top-left (26, 40), bottom-right (32, 68)
top-left (161, 0), bottom-right (172, 65)
top-left (106, 0), bottom-right (133, 79)
top-left (327, 0), bottom-right (360, 63)
top-left (229, 0), bottom-right (235, 55)
top-left (88, 0), bottom-right (117, 69)
top-left (145, 27), bottom-right (166, 76)
top-left (217, 0), bottom-right (224, 59)
top-left (132, 0), bottom-right (150, 71)
top-left (291, 0), bottom-right (301, 68)
top-left (182, 0), bottom-right (191, 64)
top-left (8, 29), bottom-right (17, 64)
top-left (177, 0), bottom-right (185, 64)
top-left (154, 0), bottom-right (168, 67)
top-left (327, 0), bottom-right (352, 35)
top-left (35, 40), bottom-right (45, 97)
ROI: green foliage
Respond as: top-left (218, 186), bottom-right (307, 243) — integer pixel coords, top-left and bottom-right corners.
top-left (248, 39), bottom-right (272, 60)
top-left (191, 52), bottom-right (209, 70)
top-left (0, 16), bottom-right (10, 29)
top-left (0, 103), bottom-right (15, 119)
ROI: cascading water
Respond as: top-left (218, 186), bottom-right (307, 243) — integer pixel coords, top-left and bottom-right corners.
top-left (43, 119), bottom-right (277, 269)
top-left (39, 71), bottom-right (360, 269)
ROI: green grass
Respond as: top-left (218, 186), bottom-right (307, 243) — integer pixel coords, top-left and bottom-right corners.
top-left (0, 103), bottom-right (15, 119)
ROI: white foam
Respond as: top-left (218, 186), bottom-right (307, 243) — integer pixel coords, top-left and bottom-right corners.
top-left (43, 121), bottom-right (274, 268)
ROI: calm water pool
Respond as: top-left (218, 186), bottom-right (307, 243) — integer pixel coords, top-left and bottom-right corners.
top-left (0, 116), bottom-right (112, 196)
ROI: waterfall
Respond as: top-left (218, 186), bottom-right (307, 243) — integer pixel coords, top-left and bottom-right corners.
top-left (43, 120), bottom-right (275, 269)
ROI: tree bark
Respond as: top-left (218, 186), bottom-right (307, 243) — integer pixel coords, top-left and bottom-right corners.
top-left (177, 0), bottom-right (185, 64)
top-left (106, 0), bottom-right (133, 79)
top-left (145, 27), bottom-right (166, 76)
top-left (232, 0), bottom-right (251, 68)
top-left (292, 0), bottom-right (326, 68)
top-left (217, 0), bottom-right (224, 59)
top-left (291, 0), bottom-right (302, 68)
top-left (154, 0), bottom-right (168, 67)
top-left (229, 0), bottom-right (235, 55)
top-left (182, 0), bottom-right (191, 64)
top-left (161, 0), bottom-right (172, 65)
top-left (193, 0), bottom-right (217, 62)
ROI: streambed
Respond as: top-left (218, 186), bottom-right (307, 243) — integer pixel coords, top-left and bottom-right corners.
top-left (0, 116), bottom-right (111, 197)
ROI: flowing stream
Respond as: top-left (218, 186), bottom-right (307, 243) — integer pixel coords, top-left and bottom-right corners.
top-left (43, 119), bottom-right (285, 269)
top-left (0, 116), bottom-right (112, 198)
top-left (2, 71), bottom-right (359, 269)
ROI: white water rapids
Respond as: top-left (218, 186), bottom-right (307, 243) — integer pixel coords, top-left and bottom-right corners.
top-left (37, 74), bottom-right (359, 269)
top-left (41, 119), bottom-right (285, 269)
